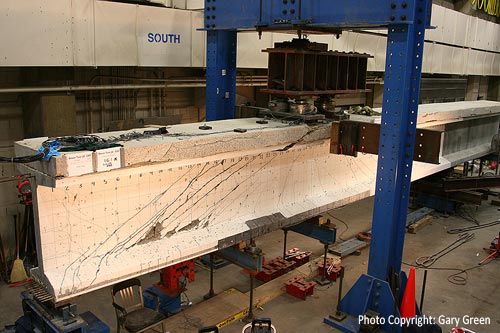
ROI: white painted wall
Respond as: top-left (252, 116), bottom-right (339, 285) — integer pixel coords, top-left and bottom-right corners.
top-left (0, 1), bottom-right (498, 75)
top-left (0, 0), bottom-right (205, 67)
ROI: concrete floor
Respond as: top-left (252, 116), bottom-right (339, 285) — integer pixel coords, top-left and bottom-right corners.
top-left (1, 196), bottom-right (500, 332)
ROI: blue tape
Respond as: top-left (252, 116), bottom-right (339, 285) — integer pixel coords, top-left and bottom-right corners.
top-left (38, 142), bottom-right (61, 161)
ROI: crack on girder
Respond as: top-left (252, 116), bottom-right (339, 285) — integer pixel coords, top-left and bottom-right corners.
top-left (276, 127), bottom-right (320, 151)
top-left (177, 219), bottom-right (202, 233)
top-left (137, 222), bottom-right (164, 244)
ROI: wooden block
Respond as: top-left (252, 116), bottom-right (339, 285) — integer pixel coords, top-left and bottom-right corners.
top-left (407, 216), bottom-right (433, 234)
top-left (490, 198), bottom-right (500, 207)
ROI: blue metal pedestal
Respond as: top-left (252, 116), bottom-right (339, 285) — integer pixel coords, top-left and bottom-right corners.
top-left (143, 286), bottom-right (182, 317)
top-left (324, 274), bottom-right (410, 333)
top-left (324, 1), bottom-right (432, 331)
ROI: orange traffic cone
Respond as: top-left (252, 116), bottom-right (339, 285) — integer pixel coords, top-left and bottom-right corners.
top-left (400, 267), bottom-right (416, 318)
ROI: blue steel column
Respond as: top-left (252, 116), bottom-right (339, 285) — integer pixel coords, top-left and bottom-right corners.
top-left (367, 6), bottom-right (427, 279)
top-left (206, 30), bottom-right (237, 121)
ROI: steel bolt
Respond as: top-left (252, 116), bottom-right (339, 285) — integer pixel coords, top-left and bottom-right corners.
top-left (402, 2), bottom-right (407, 8)
top-left (282, 9), bottom-right (287, 14)
top-left (390, 16), bottom-right (395, 21)
top-left (290, 9), bottom-right (295, 14)
top-left (401, 15), bottom-right (406, 21)
top-left (391, 3), bottom-right (396, 9)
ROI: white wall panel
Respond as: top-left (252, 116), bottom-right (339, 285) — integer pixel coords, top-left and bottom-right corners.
top-left (136, 6), bottom-right (192, 67)
top-left (474, 19), bottom-right (489, 51)
top-left (191, 12), bottom-right (206, 67)
top-left (237, 32), bottom-right (271, 68)
top-left (353, 34), bottom-right (384, 72)
top-left (430, 43), bottom-right (444, 74)
top-left (439, 45), bottom-right (455, 74)
top-left (452, 48), bottom-right (467, 76)
top-left (427, 4), bottom-right (445, 43)
top-left (453, 11), bottom-right (469, 47)
top-left (332, 31), bottom-right (354, 52)
top-left (94, 2), bottom-right (137, 66)
top-left (493, 54), bottom-right (500, 75)
top-left (375, 36), bottom-right (388, 72)
top-left (465, 17), bottom-right (478, 49)
top-left (186, 0), bottom-right (204, 10)
top-left (441, 7), bottom-right (456, 45)
top-left (72, 0), bottom-right (95, 66)
top-left (0, 1), bottom-right (498, 76)
top-left (0, 0), bottom-right (73, 66)
top-left (485, 22), bottom-right (499, 52)
top-left (484, 53), bottom-right (495, 76)
top-left (421, 42), bottom-right (432, 73)
top-left (467, 49), bottom-right (485, 75)
top-left (171, 0), bottom-right (204, 9)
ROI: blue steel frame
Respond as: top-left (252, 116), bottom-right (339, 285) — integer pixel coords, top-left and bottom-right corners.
top-left (204, 1), bottom-right (431, 331)
top-left (206, 30), bottom-right (237, 120)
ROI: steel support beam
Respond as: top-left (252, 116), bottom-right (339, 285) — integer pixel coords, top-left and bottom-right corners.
top-left (206, 30), bottom-right (237, 121)
top-left (285, 221), bottom-right (337, 245)
top-left (443, 175), bottom-right (500, 192)
top-left (203, 0), bottom-right (431, 31)
top-left (217, 247), bottom-right (263, 272)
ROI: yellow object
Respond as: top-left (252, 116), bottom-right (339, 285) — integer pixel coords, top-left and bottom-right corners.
top-left (471, 0), bottom-right (500, 17)
top-left (10, 257), bottom-right (28, 283)
top-left (10, 213), bottom-right (28, 283)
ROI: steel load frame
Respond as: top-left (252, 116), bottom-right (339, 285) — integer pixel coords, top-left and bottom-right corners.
top-left (203, 1), bottom-right (432, 332)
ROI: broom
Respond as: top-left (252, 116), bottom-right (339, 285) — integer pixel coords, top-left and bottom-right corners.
top-left (10, 213), bottom-right (27, 283)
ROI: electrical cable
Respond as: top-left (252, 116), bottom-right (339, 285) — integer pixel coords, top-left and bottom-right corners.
top-left (403, 259), bottom-right (498, 286)
top-left (415, 232), bottom-right (475, 267)
top-left (446, 220), bottom-right (500, 234)
top-left (457, 206), bottom-right (480, 225)
top-left (0, 146), bottom-right (50, 164)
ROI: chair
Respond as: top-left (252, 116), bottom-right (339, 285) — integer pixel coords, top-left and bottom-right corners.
top-left (112, 278), bottom-right (166, 333)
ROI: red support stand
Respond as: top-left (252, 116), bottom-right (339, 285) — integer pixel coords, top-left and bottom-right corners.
top-left (154, 260), bottom-right (195, 296)
top-left (317, 260), bottom-right (343, 282)
top-left (254, 248), bottom-right (312, 283)
top-left (285, 277), bottom-right (316, 300)
top-left (479, 232), bottom-right (499, 265)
